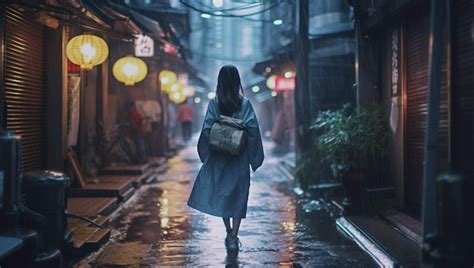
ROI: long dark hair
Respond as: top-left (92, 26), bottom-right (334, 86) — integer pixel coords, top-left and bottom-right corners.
top-left (216, 65), bottom-right (243, 116)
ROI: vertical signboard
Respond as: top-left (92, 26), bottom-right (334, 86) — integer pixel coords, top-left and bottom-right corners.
top-left (391, 29), bottom-right (400, 96)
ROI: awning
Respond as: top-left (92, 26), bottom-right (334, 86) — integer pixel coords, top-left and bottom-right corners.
top-left (252, 45), bottom-right (294, 76)
top-left (81, 0), bottom-right (142, 36)
top-left (65, 0), bottom-right (111, 29)
top-left (104, 1), bottom-right (166, 40)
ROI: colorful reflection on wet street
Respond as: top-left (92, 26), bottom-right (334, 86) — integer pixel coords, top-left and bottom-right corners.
top-left (77, 142), bottom-right (375, 267)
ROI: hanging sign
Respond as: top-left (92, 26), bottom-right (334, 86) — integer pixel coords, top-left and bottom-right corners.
top-left (135, 35), bottom-right (154, 57)
top-left (391, 29), bottom-right (399, 96)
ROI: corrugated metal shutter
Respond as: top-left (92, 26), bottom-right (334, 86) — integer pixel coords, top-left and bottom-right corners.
top-left (4, 6), bottom-right (45, 172)
top-left (405, 9), bottom-right (449, 216)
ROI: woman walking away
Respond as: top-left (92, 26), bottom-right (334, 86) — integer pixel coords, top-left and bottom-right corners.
top-left (187, 65), bottom-right (264, 251)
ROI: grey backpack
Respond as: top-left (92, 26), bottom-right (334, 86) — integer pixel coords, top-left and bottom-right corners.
top-left (209, 115), bottom-right (246, 155)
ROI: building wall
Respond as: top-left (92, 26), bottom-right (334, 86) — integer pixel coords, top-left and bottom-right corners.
top-left (355, 0), bottom-right (458, 217)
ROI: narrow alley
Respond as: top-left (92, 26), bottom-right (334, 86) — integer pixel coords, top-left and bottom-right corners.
top-left (1, 0), bottom-right (473, 267)
top-left (75, 141), bottom-right (375, 267)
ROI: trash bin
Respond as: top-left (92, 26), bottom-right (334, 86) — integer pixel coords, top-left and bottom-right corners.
top-left (22, 171), bottom-right (70, 250)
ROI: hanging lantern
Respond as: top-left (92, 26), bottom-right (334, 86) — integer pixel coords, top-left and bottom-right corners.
top-left (159, 70), bottom-right (177, 92)
top-left (66, 34), bottom-right (109, 71)
top-left (168, 82), bottom-right (185, 93)
top-left (112, 56), bottom-right (148, 86)
top-left (169, 91), bottom-right (187, 104)
top-left (182, 86), bottom-right (195, 97)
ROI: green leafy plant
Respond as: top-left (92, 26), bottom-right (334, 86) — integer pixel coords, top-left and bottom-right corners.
top-left (311, 104), bottom-right (389, 179)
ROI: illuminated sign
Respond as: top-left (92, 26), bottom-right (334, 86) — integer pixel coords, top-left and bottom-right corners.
top-left (267, 75), bottom-right (295, 91)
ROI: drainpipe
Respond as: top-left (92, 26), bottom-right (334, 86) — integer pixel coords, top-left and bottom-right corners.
top-left (294, 0), bottom-right (310, 155)
top-left (421, 0), bottom-right (445, 265)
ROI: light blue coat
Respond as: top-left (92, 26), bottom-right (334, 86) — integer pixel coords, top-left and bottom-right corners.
top-left (187, 97), bottom-right (264, 218)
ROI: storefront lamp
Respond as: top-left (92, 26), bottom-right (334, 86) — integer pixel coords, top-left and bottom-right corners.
top-left (112, 56), bottom-right (147, 86)
top-left (66, 34), bottom-right (109, 71)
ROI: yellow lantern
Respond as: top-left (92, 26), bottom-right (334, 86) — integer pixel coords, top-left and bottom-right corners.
top-left (169, 91), bottom-right (187, 104)
top-left (66, 34), bottom-right (109, 71)
top-left (168, 82), bottom-right (184, 93)
top-left (182, 86), bottom-right (195, 97)
top-left (266, 75), bottom-right (277, 90)
top-left (112, 56), bottom-right (148, 86)
top-left (159, 70), bottom-right (177, 92)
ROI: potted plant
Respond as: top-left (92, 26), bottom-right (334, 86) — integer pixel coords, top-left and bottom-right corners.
top-left (311, 104), bottom-right (389, 214)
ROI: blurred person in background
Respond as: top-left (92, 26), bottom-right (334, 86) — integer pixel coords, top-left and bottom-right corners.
top-left (177, 99), bottom-right (194, 143)
top-left (127, 102), bottom-right (146, 163)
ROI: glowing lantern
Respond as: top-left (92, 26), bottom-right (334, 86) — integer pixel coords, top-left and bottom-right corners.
top-left (112, 56), bottom-right (148, 86)
top-left (168, 82), bottom-right (184, 93)
top-left (182, 86), bottom-right (195, 97)
top-left (266, 75), bottom-right (277, 90)
top-left (169, 91), bottom-right (187, 104)
top-left (159, 70), bottom-right (177, 92)
top-left (66, 34), bottom-right (109, 71)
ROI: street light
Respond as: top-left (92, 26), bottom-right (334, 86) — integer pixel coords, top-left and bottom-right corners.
top-left (201, 13), bottom-right (212, 19)
top-left (66, 34), bottom-right (109, 71)
top-left (112, 56), bottom-right (147, 86)
top-left (273, 19), bottom-right (283, 26)
top-left (252, 85), bottom-right (260, 93)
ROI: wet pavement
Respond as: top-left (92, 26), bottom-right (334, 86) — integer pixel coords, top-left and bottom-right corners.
top-left (76, 141), bottom-right (376, 267)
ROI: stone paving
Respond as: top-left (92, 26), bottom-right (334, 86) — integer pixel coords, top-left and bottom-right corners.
top-left (75, 141), bottom-right (376, 267)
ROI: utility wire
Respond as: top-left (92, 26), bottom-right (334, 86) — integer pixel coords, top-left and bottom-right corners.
top-left (179, 0), bottom-right (282, 22)
top-left (192, 1), bottom-right (264, 12)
